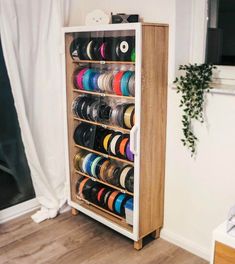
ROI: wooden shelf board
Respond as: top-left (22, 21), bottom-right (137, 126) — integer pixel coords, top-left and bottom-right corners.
top-left (73, 89), bottom-right (135, 100)
top-left (75, 144), bottom-right (134, 165)
top-left (75, 170), bottom-right (133, 196)
top-left (73, 117), bottom-right (130, 133)
top-left (73, 59), bottom-right (135, 65)
top-left (73, 196), bottom-right (133, 232)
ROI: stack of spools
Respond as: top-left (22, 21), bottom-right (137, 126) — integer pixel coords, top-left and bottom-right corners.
top-left (73, 68), bottom-right (135, 97)
top-left (77, 176), bottom-right (133, 216)
top-left (72, 96), bottom-right (135, 129)
top-left (71, 34), bottom-right (136, 221)
top-left (110, 103), bottom-right (135, 129)
top-left (73, 123), bottom-right (134, 161)
top-left (74, 151), bottom-right (134, 193)
top-left (72, 96), bottom-right (111, 123)
top-left (70, 37), bottom-right (135, 62)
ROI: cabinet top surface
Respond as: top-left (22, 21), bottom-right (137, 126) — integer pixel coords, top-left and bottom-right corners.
top-left (62, 22), bottom-right (169, 33)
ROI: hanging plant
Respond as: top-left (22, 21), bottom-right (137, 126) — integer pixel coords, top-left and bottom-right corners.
top-left (174, 63), bottom-right (216, 156)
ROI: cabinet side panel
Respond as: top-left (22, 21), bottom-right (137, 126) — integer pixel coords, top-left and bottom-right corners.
top-left (65, 34), bottom-right (77, 202)
top-left (139, 25), bottom-right (168, 238)
top-left (214, 242), bottom-right (235, 264)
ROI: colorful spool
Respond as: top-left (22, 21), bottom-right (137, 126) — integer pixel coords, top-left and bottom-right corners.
top-left (124, 104), bottom-right (135, 129)
top-left (76, 68), bottom-right (88, 90)
top-left (114, 193), bottom-right (127, 215)
top-left (119, 165), bottom-right (133, 189)
top-left (99, 160), bottom-right (111, 181)
top-left (128, 73), bottom-right (135, 96)
top-left (100, 42), bottom-right (106, 60)
top-left (82, 153), bottom-right (93, 174)
top-left (78, 178), bottom-right (89, 199)
top-left (91, 72), bottom-right (100, 91)
top-left (108, 191), bottom-right (120, 211)
top-left (126, 142), bottom-right (134, 161)
top-left (85, 154), bottom-right (98, 176)
top-left (83, 69), bottom-right (95, 91)
top-left (113, 71), bottom-right (124, 95)
top-left (131, 48), bottom-right (135, 62)
top-left (121, 71), bottom-right (132, 96)
top-left (103, 133), bottom-right (112, 152)
top-left (91, 156), bottom-right (103, 177)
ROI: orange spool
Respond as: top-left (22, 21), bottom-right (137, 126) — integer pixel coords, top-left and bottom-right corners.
top-left (108, 191), bottom-right (120, 211)
top-left (113, 71), bottom-right (124, 95)
top-left (119, 138), bottom-right (129, 157)
top-left (78, 178), bottom-right (89, 199)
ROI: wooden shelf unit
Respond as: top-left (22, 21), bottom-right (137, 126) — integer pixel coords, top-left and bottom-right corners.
top-left (63, 22), bottom-right (168, 250)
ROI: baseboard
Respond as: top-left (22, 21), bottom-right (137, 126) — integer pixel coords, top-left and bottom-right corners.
top-left (0, 198), bottom-right (40, 224)
top-left (160, 228), bottom-right (210, 261)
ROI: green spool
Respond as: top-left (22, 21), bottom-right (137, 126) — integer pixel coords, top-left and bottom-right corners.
top-left (131, 49), bottom-right (135, 62)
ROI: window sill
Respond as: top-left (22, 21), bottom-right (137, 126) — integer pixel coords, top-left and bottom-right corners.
top-left (171, 83), bottom-right (235, 96)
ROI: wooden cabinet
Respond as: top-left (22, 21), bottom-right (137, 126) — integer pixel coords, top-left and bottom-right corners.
top-left (214, 242), bottom-right (235, 264)
top-left (62, 22), bottom-right (168, 249)
top-left (211, 222), bottom-right (235, 263)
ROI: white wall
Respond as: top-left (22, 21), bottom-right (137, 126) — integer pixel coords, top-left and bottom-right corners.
top-left (68, 0), bottom-right (235, 261)
top-left (69, 0), bottom-right (176, 81)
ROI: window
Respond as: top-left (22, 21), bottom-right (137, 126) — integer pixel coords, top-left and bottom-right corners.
top-left (190, 0), bottom-right (235, 84)
top-left (206, 0), bottom-right (235, 66)
top-left (0, 39), bottom-right (35, 210)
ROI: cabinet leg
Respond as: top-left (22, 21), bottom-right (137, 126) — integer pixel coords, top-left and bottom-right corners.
top-left (71, 208), bottom-right (79, 216)
top-left (150, 229), bottom-right (160, 239)
top-left (134, 239), bottom-right (143, 250)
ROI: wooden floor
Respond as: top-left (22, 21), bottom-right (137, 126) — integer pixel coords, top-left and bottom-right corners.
top-left (0, 211), bottom-right (208, 264)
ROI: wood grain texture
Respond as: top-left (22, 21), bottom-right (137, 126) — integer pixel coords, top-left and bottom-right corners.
top-left (0, 212), bottom-right (208, 264)
top-left (71, 208), bottom-right (79, 216)
top-left (134, 239), bottom-right (143, 250)
top-left (214, 241), bottom-right (235, 264)
top-left (65, 33), bottom-right (77, 202)
top-left (139, 24), bottom-right (168, 238)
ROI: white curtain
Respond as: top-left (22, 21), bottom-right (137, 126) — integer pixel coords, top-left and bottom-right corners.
top-left (0, 0), bottom-right (70, 222)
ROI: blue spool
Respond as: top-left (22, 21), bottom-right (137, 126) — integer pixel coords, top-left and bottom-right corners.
top-left (91, 72), bottom-right (100, 91)
top-left (114, 193), bottom-right (126, 215)
top-left (121, 71), bottom-right (132, 96)
top-left (85, 154), bottom-right (98, 176)
top-left (83, 69), bottom-right (96, 91)
top-left (125, 198), bottom-right (133, 210)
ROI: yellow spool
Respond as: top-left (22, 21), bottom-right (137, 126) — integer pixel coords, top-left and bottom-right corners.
top-left (103, 133), bottom-right (112, 151)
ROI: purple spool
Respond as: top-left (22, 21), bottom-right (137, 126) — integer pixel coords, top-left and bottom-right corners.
top-left (126, 142), bottom-right (134, 161)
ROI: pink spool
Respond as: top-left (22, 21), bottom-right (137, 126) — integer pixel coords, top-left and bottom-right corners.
top-left (100, 43), bottom-right (106, 60)
top-left (76, 68), bottom-right (88, 90)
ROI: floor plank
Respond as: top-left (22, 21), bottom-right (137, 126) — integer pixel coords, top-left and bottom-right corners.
top-left (0, 211), bottom-right (208, 264)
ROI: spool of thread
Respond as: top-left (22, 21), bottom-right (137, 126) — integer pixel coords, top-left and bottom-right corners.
top-left (121, 71), bottom-right (132, 96)
top-left (113, 71), bottom-right (124, 95)
top-left (114, 193), bottom-right (128, 215)
top-left (108, 191), bottom-right (120, 211)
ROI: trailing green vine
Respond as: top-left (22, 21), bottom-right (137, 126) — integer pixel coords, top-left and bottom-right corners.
top-left (174, 63), bottom-right (216, 156)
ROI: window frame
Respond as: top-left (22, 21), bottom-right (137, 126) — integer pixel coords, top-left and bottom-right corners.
top-left (191, 0), bottom-right (235, 85)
